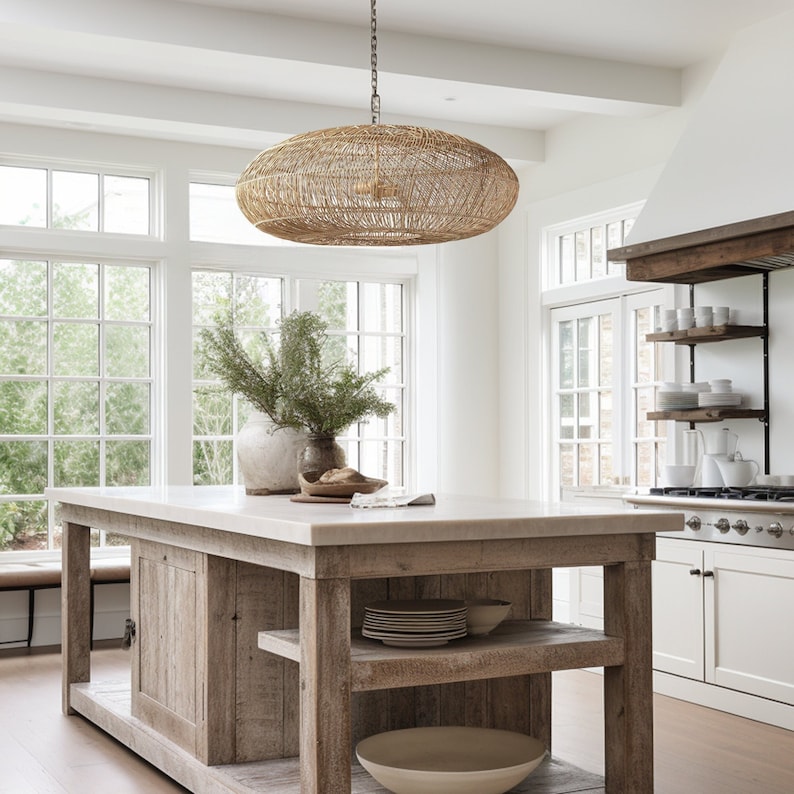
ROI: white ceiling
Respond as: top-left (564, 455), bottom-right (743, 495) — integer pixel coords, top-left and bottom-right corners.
top-left (0, 0), bottom-right (792, 163)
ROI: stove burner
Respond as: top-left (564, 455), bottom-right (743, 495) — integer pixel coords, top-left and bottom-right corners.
top-left (651, 486), bottom-right (794, 502)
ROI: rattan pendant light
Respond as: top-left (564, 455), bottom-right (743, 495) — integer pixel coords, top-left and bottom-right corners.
top-left (236, 0), bottom-right (519, 246)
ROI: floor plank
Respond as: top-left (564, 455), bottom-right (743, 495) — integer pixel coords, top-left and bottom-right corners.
top-left (1, 645), bottom-right (793, 792)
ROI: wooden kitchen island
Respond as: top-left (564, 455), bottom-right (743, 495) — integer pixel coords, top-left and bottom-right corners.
top-left (49, 485), bottom-right (680, 794)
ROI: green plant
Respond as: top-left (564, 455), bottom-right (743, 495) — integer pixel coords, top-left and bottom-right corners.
top-left (200, 311), bottom-right (394, 437)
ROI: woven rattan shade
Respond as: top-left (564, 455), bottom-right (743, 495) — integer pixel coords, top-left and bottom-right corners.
top-left (236, 124), bottom-right (519, 246)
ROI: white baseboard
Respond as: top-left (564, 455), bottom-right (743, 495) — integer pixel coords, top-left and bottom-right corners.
top-left (653, 670), bottom-right (794, 731)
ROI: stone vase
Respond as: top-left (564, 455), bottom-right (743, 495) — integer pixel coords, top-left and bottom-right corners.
top-left (297, 435), bottom-right (346, 476)
top-left (236, 412), bottom-right (306, 495)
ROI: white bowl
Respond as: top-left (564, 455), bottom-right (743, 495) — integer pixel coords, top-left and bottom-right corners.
top-left (465, 598), bottom-right (512, 635)
top-left (356, 726), bottom-right (546, 794)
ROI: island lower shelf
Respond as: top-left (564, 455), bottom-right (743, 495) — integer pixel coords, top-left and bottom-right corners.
top-left (258, 619), bottom-right (625, 691)
top-left (69, 680), bottom-right (605, 794)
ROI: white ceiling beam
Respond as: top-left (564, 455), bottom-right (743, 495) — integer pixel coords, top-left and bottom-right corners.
top-left (0, 66), bottom-right (544, 163)
top-left (0, 0), bottom-right (681, 110)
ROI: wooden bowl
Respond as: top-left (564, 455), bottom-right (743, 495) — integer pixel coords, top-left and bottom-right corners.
top-left (356, 726), bottom-right (545, 794)
top-left (298, 470), bottom-right (387, 497)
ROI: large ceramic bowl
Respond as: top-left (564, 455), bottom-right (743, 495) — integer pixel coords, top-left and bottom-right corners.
top-left (465, 598), bottom-right (512, 635)
top-left (356, 726), bottom-right (546, 794)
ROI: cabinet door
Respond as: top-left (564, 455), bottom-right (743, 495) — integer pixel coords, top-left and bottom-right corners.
top-left (131, 539), bottom-right (237, 764)
top-left (652, 539), bottom-right (704, 679)
top-left (705, 547), bottom-right (794, 704)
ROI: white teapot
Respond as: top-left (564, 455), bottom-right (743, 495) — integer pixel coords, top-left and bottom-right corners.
top-left (714, 453), bottom-right (759, 487)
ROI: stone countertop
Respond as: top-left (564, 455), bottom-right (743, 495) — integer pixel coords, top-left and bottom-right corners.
top-left (46, 485), bottom-right (682, 547)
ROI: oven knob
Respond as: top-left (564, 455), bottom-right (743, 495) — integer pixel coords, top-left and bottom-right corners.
top-left (731, 519), bottom-right (749, 536)
top-left (768, 522), bottom-right (784, 539)
top-left (685, 516), bottom-right (702, 531)
top-left (714, 517), bottom-right (731, 534)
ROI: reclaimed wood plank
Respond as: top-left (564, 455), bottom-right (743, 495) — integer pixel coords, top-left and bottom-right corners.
top-left (71, 679), bottom-right (607, 794)
top-left (603, 560), bottom-right (654, 793)
top-left (61, 520), bottom-right (92, 715)
top-left (234, 562), bottom-right (287, 761)
top-left (299, 576), bottom-right (352, 793)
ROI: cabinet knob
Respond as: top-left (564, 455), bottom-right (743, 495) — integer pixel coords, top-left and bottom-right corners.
top-left (703, 570), bottom-right (715, 578)
top-left (689, 568), bottom-right (701, 576)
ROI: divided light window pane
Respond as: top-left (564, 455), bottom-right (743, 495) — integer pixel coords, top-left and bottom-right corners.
top-left (0, 258), bottom-right (153, 551)
top-left (553, 214), bottom-right (636, 286)
top-left (189, 182), bottom-right (298, 246)
top-left (104, 175), bottom-right (150, 235)
top-left (0, 164), bottom-right (152, 235)
top-left (0, 166), bottom-right (46, 227)
top-left (53, 171), bottom-right (99, 231)
top-left (191, 272), bottom-right (406, 488)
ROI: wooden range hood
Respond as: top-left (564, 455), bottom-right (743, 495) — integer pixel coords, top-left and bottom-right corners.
top-left (608, 210), bottom-right (794, 284)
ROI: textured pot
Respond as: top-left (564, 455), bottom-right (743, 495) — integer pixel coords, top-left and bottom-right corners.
top-left (297, 435), bottom-right (346, 476)
top-left (237, 412), bottom-right (306, 495)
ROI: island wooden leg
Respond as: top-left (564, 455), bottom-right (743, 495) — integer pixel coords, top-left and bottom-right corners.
top-left (529, 568), bottom-right (553, 751)
top-left (603, 559), bottom-right (654, 793)
top-left (61, 519), bottom-right (92, 715)
top-left (299, 576), bottom-right (352, 793)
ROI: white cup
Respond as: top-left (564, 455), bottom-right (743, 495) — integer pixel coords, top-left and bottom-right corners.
top-left (778, 475), bottom-right (794, 486)
top-left (694, 308), bottom-right (713, 327)
top-left (755, 475), bottom-right (780, 486)
top-left (676, 307), bottom-right (694, 330)
top-left (712, 306), bottom-right (730, 326)
top-left (661, 309), bottom-right (678, 331)
top-left (663, 464), bottom-right (697, 488)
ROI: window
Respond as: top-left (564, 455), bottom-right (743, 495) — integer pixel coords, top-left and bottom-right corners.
top-left (0, 163), bottom-right (152, 235)
top-left (545, 205), bottom-right (668, 495)
top-left (0, 258), bottom-right (153, 551)
top-left (551, 295), bottom-right (666, 493)
top-left (192, 271), bottom-right (406, 488)
top-left (552, 215), bottom-right (635, 287)
top-left (189, 181), bottom-right (297, 246)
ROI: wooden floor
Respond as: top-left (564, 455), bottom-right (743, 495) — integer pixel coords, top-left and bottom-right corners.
top-left (1, 644), bottom-right (793, 793)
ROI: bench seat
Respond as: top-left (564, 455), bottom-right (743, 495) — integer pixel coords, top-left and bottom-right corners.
top-left (0, 555), bottom-right (131, 647)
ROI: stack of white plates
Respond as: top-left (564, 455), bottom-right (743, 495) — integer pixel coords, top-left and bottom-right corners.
top-left (656, 391), bottom-right (698, 410)
top-left (362, 599), bottom-right (468, 647)
top-left (698, 392), bottom-right (742, 407)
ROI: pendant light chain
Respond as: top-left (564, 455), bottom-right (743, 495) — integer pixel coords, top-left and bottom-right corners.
top-left (370, 0), bottom-right (381, 124)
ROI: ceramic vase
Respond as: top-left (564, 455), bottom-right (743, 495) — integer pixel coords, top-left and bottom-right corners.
top-left (236, 412), bottom-right (306, 495)
top-left (297, 435), bottom-right (346, 476)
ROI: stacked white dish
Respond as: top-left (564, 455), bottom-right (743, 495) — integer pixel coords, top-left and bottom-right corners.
top-left (698, 378), bottom-right (742, 407)
top-left (656, 385), bottom-right (698, 410)
top-left (363, 599), bottom-right (468, 647)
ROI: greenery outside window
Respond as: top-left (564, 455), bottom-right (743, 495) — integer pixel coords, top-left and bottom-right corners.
top-left (0, 258), bottom-right (153, 551)
top-left (192, 271), bottom-right (406, 488)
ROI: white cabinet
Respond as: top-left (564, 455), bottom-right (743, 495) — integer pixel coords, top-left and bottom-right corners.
top-left (652, 539), bottom-right (704, 679)
top-left (654, 538), bottom-right (794, 707)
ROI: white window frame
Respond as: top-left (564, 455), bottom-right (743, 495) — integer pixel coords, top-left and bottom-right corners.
top-left (0, 253), bottom-right (159, 555)
top-left (542, 203), bottom-right (675, 501)
top-left (0, 156), bottom-right (161, 239)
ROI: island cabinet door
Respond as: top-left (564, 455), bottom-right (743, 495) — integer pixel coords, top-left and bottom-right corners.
top-left (130, 538), bottom-right (237, 765)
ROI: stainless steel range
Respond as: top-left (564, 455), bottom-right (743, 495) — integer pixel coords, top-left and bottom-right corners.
top-left (625, 486), bottom-right (794, 551)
